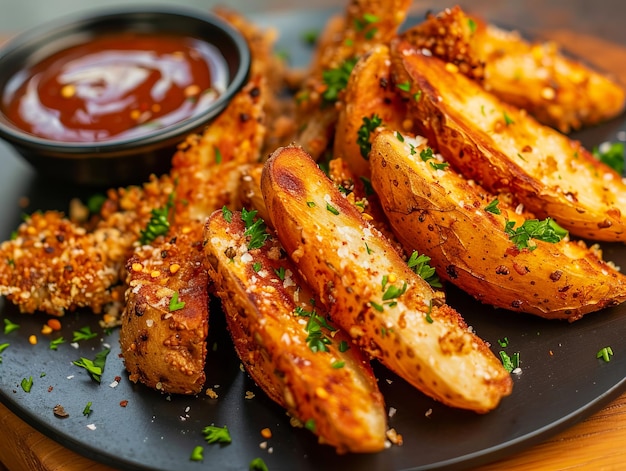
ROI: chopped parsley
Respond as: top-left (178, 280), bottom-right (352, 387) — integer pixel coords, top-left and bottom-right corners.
top-left (252, 262), bottom-right (262, 272)
top-left (202, 424), bottom-right (232, 444)
top-left (331, 360), bottom-right (345, 369)
top-left (321, 57), bottom-right (358, 104)
top-left (498, 337), bottom-right (509, 348)
top-left (249, 457), bottom-right (269, 471)
top-left (83, 401), bottom-right (93, 416)
top-left (306, 201), bottom-right (316, 208)
top-left (395, 131), bottom-right (405, 142)
top-left (503, 111), bottom-right (515, 126)
top-left (429, 161), bottom-right (449, 171)
top-left (413, 90), bottom-right (423, 102)
top-left (424, 301), bottom-right (434, 324)
top-left (304, 418), bottom-right (316, 432)
top-left (274, 266), bottom-right (286, 280)
top-left (484, 199), bottom-right (501, 215)
top-left (139, 192), bottom-right (174, 245)
top-left (597, 346), bottom-right (614, 362)
top-left (241, 208), bottom-right (269, 250)
top-left (326, 203), bottom-right (340, 215)
top-left (73, 348), bottom-right (110, 383)
top-left (356, 114), bottom-right (382, 159)
top-left (397, 81), bottom-right (411, 92)
top-left (3, 318), bottom-right (19, 334)
top-left (86, 194), bottom-right (107, 214)
top-left (504, 218), bottom-right (568, 250)
top-left (190, 446), bottom-right (204, 462)
top-left (214, 146), bottom-right (223, 164)
top-left (499, 351), bottom-right (520, 373)
top-left (338, 340), bottom-right (350, 352)
top-left (49, 337), bottom-right (65, 350)
top-left (382, 282), bottom-right (408, 301)
top-left (222, 205), bottom-right (233, 223)
top-left (355, 13), bottom-right (379, 40)
top-left (72, 326), bottom-right (98, 342)
top-left (407, 251), bottom-right (442, 288)
top-left (21, 376), bottom-right (33, 393)
top-left (468, 18), bottom-right (477, 34)
top-left (295, 305), bottom-right (336, 353)
top-left (0, 342), bottom-right (8, 363)
top-left (419, 147), bottom-right (434, 162)
top-left (593, 141), bottom-right (624, 175)
top-left (169, 291), bottom-right (186, 311)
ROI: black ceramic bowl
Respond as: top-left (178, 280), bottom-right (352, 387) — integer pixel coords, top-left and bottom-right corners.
top-left (0, 6), bottom-right (250, 187)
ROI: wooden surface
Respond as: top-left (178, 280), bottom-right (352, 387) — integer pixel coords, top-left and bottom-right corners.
top-left (2, 3), bottom-right (626, 471)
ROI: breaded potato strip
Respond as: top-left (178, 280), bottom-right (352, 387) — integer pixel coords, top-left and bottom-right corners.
top-left (261, 145), bottom-right (513, 413)
top-left (402, 6), bottom-right (626, 132)
top-left (120, 223), bottom-right (208, 394)
top-left (370, 130), bottom-right (626, 320)
top-left (205, 209), bottom-right (387, 453)
top-left (296, 0), bottom-right (411, 160)
top-left (391, 40), bottom-right (626, 242)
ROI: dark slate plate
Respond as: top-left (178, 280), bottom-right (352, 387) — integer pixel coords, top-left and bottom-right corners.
top-left (1, 7), bottom-right (626, 471)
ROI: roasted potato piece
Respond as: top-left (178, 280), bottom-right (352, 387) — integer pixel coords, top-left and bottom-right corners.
top-left (391, 40), bottom-right (626, 242)
top-left (402, 6), bottom-right (626, 132)
top-left (204, 209), bottom-right (387, 453)
top-left (261, 145), bottom-right (513, 413)
top-left (120, 223), bottom-right (208, 395)
top-left (370, 130), bottom-right (626, 320)
top-left (334, 44), bottom-right (408, 180)
top-left (296, 0), bottom-right (412, 160)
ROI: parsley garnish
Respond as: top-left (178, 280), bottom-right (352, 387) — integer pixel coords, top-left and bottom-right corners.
top-left (304, 418), bottom-right (316, 432)
top-left (169, 291), bottom-right (186, 311)
top-left (468, 18), bottom-right (477, 34)
top-left (252, 262), bottom-right (262, 272)
top-left (249, 457), bottom-right (269, 471)
top-left (430, 161), bottom-right (449, 171)
top-left (21, 376), bottom-right (33, 393)
top-left (241, 208), bottom-right (269, 250)
top-left (419, 147), bottom-right (434, 162)
top-left (593, 141), bottom-right (624, 174)
top-left (503, 112), bottom-right (515, 126)
top-left (139, 192), bottom-right (174, 245)
top-left (190, 446), bottom-right (204, 462)
top-left (338, 340), bottom-right (350, 352)
top-left (597, 346), bottom-right (614, 362)
top-left (395, 131), bottom-right (405, 142)
top-left (306, 201), bottom-right (316, 208)
top-left (322, 57), bottom-right (358, 104)
top-left (72, 326), bottom-right (98, 342)
top-left (222, 206), bottom-right (233, 223)
top-left (73, 348), bottom-right (110, 383)
top-left (425, 301), bottom-right (434, 323)
top-left (331, 360), bottom-right (345, 369)
top-left (499, 351), bottom-right (520, 373)
top-left (414, 90), bottom-right (423, 102)
top-left (86, 194), bottom-right (107, 214)
top-left (326, 203), bottom-right (340, 215)
top-left (382, 282), bottom-right (408, 301)
top-left (370, 301), bottom-right (384, 312)
top-left (397, 81), bottom-right (411, 92)
top-left (214, 146), bottom-right (222, 164)
top-left (274, 266), bottom-right (286, 280)
top-left (202, 424), bottom-right (232, 444)
top-left (485, 199), bottom-right (501, 215)
top-left (49, 337), bottom-right (65, 350)
top-left (498, 337), bottom-right (509, 348)
top-left (295, 305), bottom-right (336, 353)
top-left (0, 343), bottom-right (8, 353)
top-left (356, 114), bottom-right (382, 159)
top-left (407, 251), bottom-right (442, 288)
top-left (504, 218), bottom-right (568, 250)
top-left (3, 318), bottom-right (19, 334)
top-left (83, 401), bottom-right (93, 416)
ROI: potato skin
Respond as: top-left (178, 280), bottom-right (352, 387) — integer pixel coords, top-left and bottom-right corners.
top-left (391, 39), bottom-right (626, 242)
top-left (261, 145), bottom-right (513, 413)
top-left (120, 224), bottom-right (209, 395)
top-left (402, 6), bottom-right (626, 133)
top-left (370, 130), bottom-right (626, 320)
top-left (204, 210), bottom-right (387, 453)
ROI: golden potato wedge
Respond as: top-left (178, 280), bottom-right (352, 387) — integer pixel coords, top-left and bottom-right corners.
top-left (261, 145), bottom-right (513, 413)
top-left (402, 6), bottom-right (626, 132)
top-left (391, 39), bottom-right (626, 242)
top-left (369, 129), bottom-right (626, 320)
top-left (334, 44), bottom-right (408, 180)
top-left (120, 223), bottom-right (208, 395)
top-left (204, 209), bottom-right (387, 453)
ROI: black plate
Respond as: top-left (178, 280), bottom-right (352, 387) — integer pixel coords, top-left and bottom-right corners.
top-left (1, 7), bottom-right (626, 471)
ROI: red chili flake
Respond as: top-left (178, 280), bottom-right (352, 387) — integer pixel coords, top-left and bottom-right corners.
top-left (120, 400), bottom-right (129, 407)
top-left (48, 386), bottom-right (54, 392)
top-left (115, 376), bottom-right (122, 383)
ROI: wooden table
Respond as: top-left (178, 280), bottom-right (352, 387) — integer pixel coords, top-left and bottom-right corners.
top-left (1, 2), bottom-right (626, 470)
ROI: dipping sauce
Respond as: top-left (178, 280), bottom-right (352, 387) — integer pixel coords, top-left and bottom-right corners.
top-left (1, 31), bottom-right (229, 142)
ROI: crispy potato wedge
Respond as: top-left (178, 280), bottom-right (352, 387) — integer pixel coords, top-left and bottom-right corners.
top-left (334, 44), bottom-right (408, 180)
top-left (370, 129), bottom-right (626, 320)
top-left (204, 209), bottom-right (387, 453)
top-left (120, 223), bottom-right (208, 395)
top-left (402, 6), bottom-right (626, 132)
top-left (261, 145), bottom-right (513, 413)
top-left (391, 39), bottom-right (626, 242)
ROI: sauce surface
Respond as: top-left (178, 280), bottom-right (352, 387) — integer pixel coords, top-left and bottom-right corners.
top-left (1, 31), bottom-right (228, 142)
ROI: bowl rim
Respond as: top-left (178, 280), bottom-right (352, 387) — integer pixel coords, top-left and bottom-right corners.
top-left (0, 4), bottom-right (251, 156)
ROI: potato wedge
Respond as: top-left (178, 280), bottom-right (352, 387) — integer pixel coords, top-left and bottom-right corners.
top-left (204, 209), bottom-right (387, 453)
top-left (370, 129), bottom-right (626, 320)
top-left (120, 223), bottom-right (208, 395)
top-left (402, 6), bottom-right (626, 132)
top-left (261, 145), bottom-right (513, 413)
top-left (391, 39), bottom-right (626, 242)
top-left (334, 44), bottom-right (408, 180)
